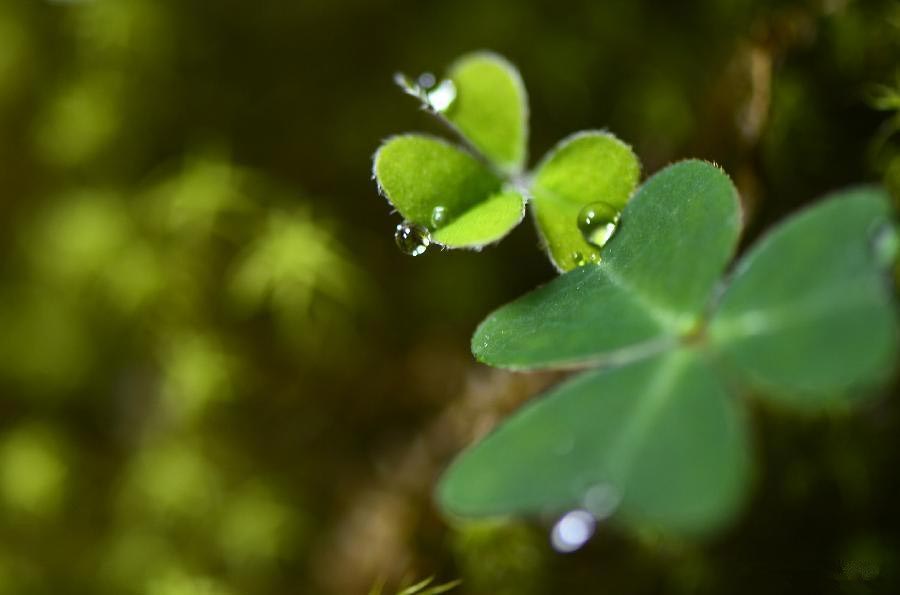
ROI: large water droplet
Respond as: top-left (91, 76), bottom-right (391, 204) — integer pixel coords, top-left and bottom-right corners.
top-left (427, 79), bottom-right (457, 112)
top-left (577, 202), bottom-right (620, 248)
top-left (550, 509), bottom-right (596, 553)
top-left (430, 205), bottom-right (448, 229)
top-left (395, 222), bottom-right (430, 256)
top-left (582, 484), bottom-right (621, 520)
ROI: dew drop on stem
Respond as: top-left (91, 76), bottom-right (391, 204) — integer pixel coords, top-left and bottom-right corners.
top-left (395, 222), bottom-right (430, 256)
top-left (417, 72), bottom-right (436, 89)
top-left (426, 79), bottom-right (457, 112)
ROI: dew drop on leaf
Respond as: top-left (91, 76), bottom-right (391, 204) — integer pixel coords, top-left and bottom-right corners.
top-left (571, 250), bottom-right (600, 267)
top-left (430, 205), bottom-right (448, 229)
top-left (550, 509), bottom-right (596, 553)
top-left (395, 222), bottom-right (430, 256)
top-left (577, 201), bottom-right (620, 248)
top-left (582, 484), bottom-right (621, 520)
top-left (870, 222), bottom-right (899, 268)
top-left (427, 79), bottom-right (457, 112)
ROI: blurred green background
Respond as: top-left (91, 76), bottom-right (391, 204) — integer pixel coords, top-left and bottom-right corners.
top-left (0, 0), bottom-right (898, 593)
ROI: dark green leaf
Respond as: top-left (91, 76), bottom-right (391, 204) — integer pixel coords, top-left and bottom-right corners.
top-left (438, 349), bottom-right (751, 535)
top-left (473, 160), bottom-right (741, 369)
top-left (710, 187), bottom-right (899, 406)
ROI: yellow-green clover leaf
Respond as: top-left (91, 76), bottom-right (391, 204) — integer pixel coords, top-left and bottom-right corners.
top-left (375, 52), bottom-right (640, 263)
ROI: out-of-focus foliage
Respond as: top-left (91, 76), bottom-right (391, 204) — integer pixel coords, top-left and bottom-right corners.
top-left (369, 575), bottom-right (461, 595)
top-left (443, 182), bottom-right (896, 534)
top-left (0, 0), bottom-right (898, 594)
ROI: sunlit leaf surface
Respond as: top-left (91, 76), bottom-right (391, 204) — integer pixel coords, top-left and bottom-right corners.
top-left (444, 51), bottom-right (528, 173)
top-left (531, 131), bottom-right (641, 270)
top-left (374, 134), bottom-right (524, 247)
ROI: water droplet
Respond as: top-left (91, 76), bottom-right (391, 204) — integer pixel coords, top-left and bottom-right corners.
top-left (582, 484), bottom-right (621, 520)
top-left (427, 79), bottom-right (457, 112)
top-left (394, 222), bottom-right (430, 256)
top-left (871, 223), bottom-right (899, 268)
top-left (577, 202), bottom-right (620, 248)
top-left (417, 72), bottom-right (436, 89)
top-left (550, 509), bottom-right (596, 553)
top-left (430, 205), bottom-right (448, 229)
top-left (571, 250), bottom-right (600, 267)
top-left (394, 72), bottom-right (419, 96)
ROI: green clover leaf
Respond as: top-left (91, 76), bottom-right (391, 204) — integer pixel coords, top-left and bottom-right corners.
top-left (374, 134), bottom-right (526, 249)
top-left (531, 131), bottom-right (640, 270)
top-left (374, 52), bottom-right (639, 262)
top-left (440, 165), bottom-right (898, 535)
top-left (710, 187), bottom-right (898, 406)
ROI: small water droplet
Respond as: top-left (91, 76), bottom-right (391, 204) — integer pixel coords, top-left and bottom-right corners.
top-left (571, 250), bottom-right (600, 267)
top-left (430, 205), bottom-right (448, 229)
top-left (417, 72), bottom-right (436, 89)
top-left (582, 484), bottom-right (621, 520)
top-left (550, 509), bottom-right (596, 553)
top-left (427, 79), bottom-right (457, 112)
top-left (871, 223), bottom-right (899, 268)
top-left (395, 222), bottom-right (430, 256)
top-left (577, 202), bottom-right (620, 248)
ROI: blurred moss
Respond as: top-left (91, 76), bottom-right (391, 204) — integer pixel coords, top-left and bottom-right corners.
top-left (33, 73), bottom-right (122, 167)
top-left (71, 0), bottom-right (172, 65)
top-left (120, 439), bottom-right (222, 523)
top-left (229, 209), bottom-right (360, 354)
top-left (102, 529), bottom-right (176, 592)
top-left (0, 424), bottom-right (68, 518)
top-left (450, 520), bottom-right (545, 595)
top-left (144, 569), bottom-right (233, 595)
top-left (0, 289), bottom-right (92, 396)
top-left (160, 332), bottom-right (236, 421)
top-left (216, 481), bottom-right (294, 570)
top-left (26, 190), bottom-right (165, 313)
top-left (144, 153), bottom-right (251, 238)
top-left (0, 6), bottom-right (29, 108)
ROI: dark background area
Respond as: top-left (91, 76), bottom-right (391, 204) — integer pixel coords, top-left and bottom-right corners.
top-left (0, 0), bottom-right (898, 593)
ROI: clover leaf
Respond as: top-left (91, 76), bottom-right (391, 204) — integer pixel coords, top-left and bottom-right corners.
top-left (373, 135), bottom-right (526, 249)
top-left (439, 163), bottom-right (898, 535)
top-left (374, 52), bottom-right (639, 264)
